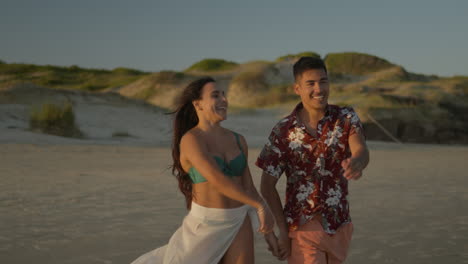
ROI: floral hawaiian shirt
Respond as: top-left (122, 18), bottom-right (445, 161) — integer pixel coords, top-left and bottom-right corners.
top-left (256, 103), bottom-right (364, 234)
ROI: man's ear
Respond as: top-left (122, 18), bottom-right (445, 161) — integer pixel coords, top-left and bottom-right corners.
top-left (293, 82), bottom-right (300, 95)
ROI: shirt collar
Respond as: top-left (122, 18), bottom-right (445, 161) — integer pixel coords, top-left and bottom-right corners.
top-left (285, 102), bottom-right (331, 129)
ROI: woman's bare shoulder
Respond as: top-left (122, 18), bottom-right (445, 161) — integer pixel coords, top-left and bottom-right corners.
top-left (180, 128), bottom-right (207, 153)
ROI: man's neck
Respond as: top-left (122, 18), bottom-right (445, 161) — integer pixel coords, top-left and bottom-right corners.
top-left (299, 104), bottom-right (326, 126)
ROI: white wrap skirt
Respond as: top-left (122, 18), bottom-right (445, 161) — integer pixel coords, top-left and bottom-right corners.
top-left (131, 202), bottom-right (259, 264)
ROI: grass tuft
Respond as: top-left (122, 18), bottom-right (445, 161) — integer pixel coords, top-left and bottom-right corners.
top-left (29, 102), bottom-right (84, 138)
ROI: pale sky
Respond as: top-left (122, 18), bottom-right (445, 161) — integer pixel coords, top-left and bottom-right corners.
top-left (1, 0), bottom-right (467, 76)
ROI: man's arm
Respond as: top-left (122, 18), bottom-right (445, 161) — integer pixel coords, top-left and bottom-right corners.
top-left (261, 172), bottom-right (290, 260)
top-left (342, 132), bottom-right (370, 180)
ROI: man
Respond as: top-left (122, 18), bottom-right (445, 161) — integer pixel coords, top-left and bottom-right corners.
top-left (257, 57), bottom-right (369, 264)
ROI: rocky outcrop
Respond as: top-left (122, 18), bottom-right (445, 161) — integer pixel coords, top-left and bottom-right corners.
top-left (360, 106), bottom-right (468, 144)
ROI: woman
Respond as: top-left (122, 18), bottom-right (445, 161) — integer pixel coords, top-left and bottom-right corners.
top-left (131, 77), bottom-right (275, 264)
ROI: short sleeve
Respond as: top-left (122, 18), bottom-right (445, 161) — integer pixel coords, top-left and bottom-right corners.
top-left (255, 129), bottom-right (287, 179)
top-left (343, 107), bottom-right (364, 137)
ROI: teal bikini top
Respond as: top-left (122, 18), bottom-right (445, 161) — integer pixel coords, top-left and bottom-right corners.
top-left (188, 132), bottom-right (246, 184)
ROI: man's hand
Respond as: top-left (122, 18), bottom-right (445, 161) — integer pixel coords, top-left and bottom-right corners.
top-left (276, 231), bottom-right (291, 260)
top-left (344, 131), bottom-right (369, 180)
top-left (261, 171), bottom-right (291, 260)
top-left (341, 157), bottom-right (363, 180)
top-left (264, 232), bottom-right (280, 257)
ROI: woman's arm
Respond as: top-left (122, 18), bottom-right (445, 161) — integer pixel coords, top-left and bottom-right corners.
top-left (181, 132), bottom-right (263, 209)
top-left (238, 134), bottom-right (263, 199)
top-left (235, 133), bottom-right (275, 233)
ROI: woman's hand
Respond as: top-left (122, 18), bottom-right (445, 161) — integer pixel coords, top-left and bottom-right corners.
top-left (256, 200), bottom-right (275, 234)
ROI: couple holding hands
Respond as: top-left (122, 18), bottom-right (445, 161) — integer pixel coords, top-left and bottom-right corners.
top-left (132, 56), bottom-right (369, 264)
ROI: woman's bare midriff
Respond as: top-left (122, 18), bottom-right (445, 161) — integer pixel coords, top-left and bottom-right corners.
top-left (191, 177), bottom-right (245, 209)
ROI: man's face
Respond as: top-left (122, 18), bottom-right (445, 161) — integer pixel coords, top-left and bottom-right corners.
top-left (294, 68), bottom-right (329, 111)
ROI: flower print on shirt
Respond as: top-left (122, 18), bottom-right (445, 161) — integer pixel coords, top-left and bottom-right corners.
top-left (324, 126), bottom-right (344, 148)
top-left (325, 186), bottom-right (343, 207)
top-left (266, 165), bottom-right (282, 178)
top-left (256, 104), bottom-right (364, 234)
top-left (342, 107), bottom-right (363, 136)
top-left (288, 127), bottom-right (305, 150)
top-left (315, 154), bottom-right (332, 177)
top-left (321, 218), bottom-right (332, 234)
top-left (341, 108), bottom-right (351, 116)
top-left (265, 140), bottom-right (282, 157)
top-left (296, 182), bottom-right (315, 204)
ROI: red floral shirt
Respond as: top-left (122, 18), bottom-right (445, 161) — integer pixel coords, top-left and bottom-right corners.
top-left (256, 103), bottom-right (364, 234)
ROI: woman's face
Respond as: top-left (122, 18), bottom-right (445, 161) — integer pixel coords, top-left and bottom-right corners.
top-left (195, 82), bottom-right (228, 122)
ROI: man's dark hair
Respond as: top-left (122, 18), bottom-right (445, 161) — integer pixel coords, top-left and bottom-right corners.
top-left (293, 57), bottom-right (327, 81)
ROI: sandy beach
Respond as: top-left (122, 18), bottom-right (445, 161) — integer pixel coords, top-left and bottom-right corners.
top-left (1, 91), bottom-right (467, 263)
top-left (1, 141), bottom-right (467, 264)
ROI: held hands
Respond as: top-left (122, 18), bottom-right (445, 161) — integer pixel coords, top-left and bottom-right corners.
top-left (256, 200), bottom-right (275, 234)
top-left (264, 231), bottom-right (291, 261)
top-left (341, 157), bottom-right (363, 180)
top-left (257, 199), bottom-right (290, 260)
top-left (264, 232), bottom-right (279, 257)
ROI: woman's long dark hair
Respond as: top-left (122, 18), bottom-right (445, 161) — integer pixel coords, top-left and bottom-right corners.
top-left (171, 77), bottom-right (215, 209)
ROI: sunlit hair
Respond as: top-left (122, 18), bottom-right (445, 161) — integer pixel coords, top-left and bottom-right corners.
top-left (293, 57), bottom-right (327, 81)
top-left (170, 77), bottom-right (215, 209)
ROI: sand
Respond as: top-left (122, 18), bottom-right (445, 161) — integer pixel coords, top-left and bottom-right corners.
top-left (1, 94), bottom-right (467, 263)
top-left (1, 142), bottom-right (467, 264)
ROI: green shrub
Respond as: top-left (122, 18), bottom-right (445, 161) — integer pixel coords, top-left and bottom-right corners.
top-left (0, 62), bottom-right (148, 91)
top-left (30, 102), bottom-right (84, 138)
top-left (112, 67), bottom-right (144, 75)
top-left (68, 65), bottom-right (83, 72)
top-left (450, 76), bottom-right (468, 81)
top-left (154, 71), bottom-right (186, 82)
top-left (185, 58), bottom-right (238, 72)
top-left (36, 73), bottom-right (66, 86)
top-left (0, 63), bottom-right (40, 75)
top-left (324, 52), bottom-right (395, 75)
top-left (276, 51), bottom-right (321, 62)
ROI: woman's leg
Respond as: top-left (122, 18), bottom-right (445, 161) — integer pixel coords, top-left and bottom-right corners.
top-left (220, 216), bottom-right (254, 264)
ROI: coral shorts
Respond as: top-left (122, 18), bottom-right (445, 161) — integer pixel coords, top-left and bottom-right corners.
top-left (288, 216), bottom-right (353, 264)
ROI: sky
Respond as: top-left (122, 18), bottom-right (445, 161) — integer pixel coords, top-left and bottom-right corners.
top-left (1, 0), bottom-right (467, 76)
